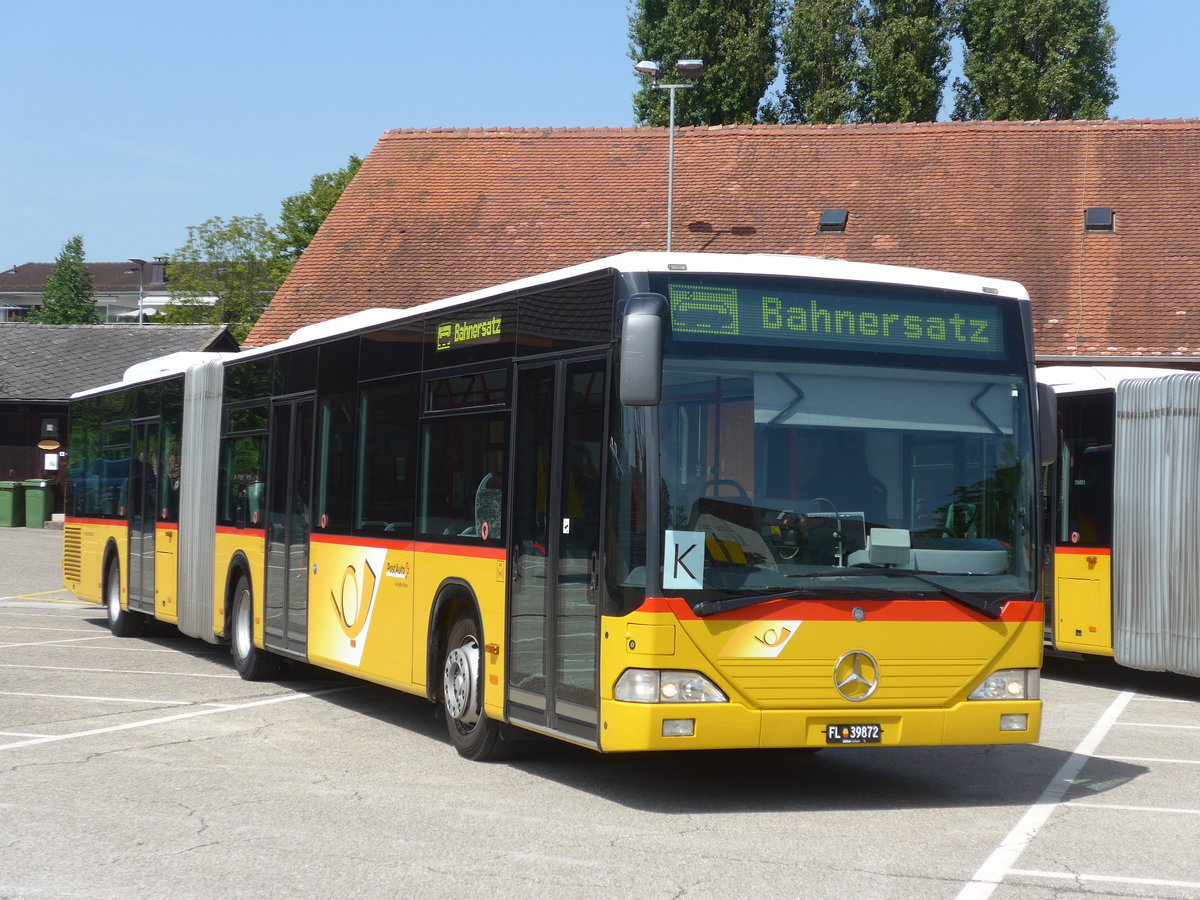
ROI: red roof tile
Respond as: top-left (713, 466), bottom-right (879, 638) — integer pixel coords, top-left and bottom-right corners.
top-left (248, 120), bottom-right (1200, 363)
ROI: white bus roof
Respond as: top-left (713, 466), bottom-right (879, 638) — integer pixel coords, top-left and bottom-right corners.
top-left (1036, 365), bottom-right (1195, 394)
top-left (283, 252), bottom-right (1028, 346)
top-left (73, 251), bottom-right (1029, 398)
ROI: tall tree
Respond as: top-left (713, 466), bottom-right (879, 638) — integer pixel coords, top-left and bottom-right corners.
top-left (160, 215), bottom-right (281, 342)
top-left (951, 0), bottom-right (1117, 120)
top-left (28, 234), bottom-right (100, 324)
top-left (857, 0), bottom-right (951, 122)
top-left (777, 0), bottom-right (863, 124)
top-left (274, 154), bottom-right (363, 273)
top-left (630, 0), bottom-right (780, 126)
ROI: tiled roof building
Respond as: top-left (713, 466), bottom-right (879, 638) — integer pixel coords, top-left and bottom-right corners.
top-left (248, 120), bottom-right (1200, 365)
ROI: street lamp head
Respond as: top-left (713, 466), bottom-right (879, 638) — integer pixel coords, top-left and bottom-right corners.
top-left (634, 60), bottom-right (661, 78)
top-left (129, 257), bottom-right (147, 265)
top-left (676, 59), bottom-right (704, 78)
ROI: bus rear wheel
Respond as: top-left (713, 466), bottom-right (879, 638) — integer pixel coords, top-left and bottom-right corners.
top-left (105, 557), bottom-right (144, 637)
top-left (442, 611), bottom-right (510, 761)
top-left (231, 575), bottom-right (281, 681)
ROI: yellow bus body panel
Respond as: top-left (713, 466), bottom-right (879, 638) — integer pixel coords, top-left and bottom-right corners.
top-left (213, 529), bottom-right (266, 642)
top-left (1053, 549), bottom-right (1113, 656)
top-left (63, 520), bottom-right (126, 606)
top-left (154, 524), bottom-right (179, 624)
top-left (597, 605), bottom-right (1042, 752)
top-left (307, 539), bottom-right (417, 690)
top-left (304, 538), bottom-right (506, 716)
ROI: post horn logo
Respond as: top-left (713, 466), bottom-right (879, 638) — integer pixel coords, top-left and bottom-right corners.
top-left (331, 560), bottom-right (377, 639)
top-left (834, 650), bottom-right (880, 701)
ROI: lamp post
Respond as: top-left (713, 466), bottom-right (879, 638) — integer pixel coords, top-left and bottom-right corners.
top-left (635, 58), bottom-right (704, 252)
top-left (128, 258), bottom-right (146, 325)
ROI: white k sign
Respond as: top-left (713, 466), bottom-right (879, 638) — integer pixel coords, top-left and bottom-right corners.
top-left (663, 530), bottom-right (705, 590)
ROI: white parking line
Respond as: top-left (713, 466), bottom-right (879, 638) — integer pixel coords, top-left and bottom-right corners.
top-left (0, 690), bottom-right (194, 705)
top-left (1101, 755), bottom-right (1200, 765)
top-left (0, 663), bottom-right (239, 679)
top-left (1115, 721), bottom-right (1200, 731)
top-left (1010, 870), bottom-right (1200, 891)
top-left (955, 690), bottom-right (1136, 900)
top-left (1066, 801), bottom-right (1200, 816)
top-left (0, 636), bottom-right (115, 649)
top-left (0, 686), bottom-right (359, 751)
top-left (2, 641), bottom-right (201, 654)
top-left (1133, 696), bottom-right (1192, 704)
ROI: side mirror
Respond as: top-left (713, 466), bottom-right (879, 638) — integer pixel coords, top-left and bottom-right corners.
top-left (619, 293), bottom-right (669, 406)
top-left (1036, 381), bottom-right (1057, 467)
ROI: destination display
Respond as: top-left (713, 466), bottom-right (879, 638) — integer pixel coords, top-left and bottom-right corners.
top-left (665, 276), bottom-right (1007, 359)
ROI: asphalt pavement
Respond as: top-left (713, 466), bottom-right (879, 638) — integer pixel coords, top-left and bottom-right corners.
top-left (1, 525), bottom-right (1199, 899)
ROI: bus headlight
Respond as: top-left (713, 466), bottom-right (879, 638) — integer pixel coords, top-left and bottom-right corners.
top-left (969, 668), bottom-right (1040, 701)
top-left (614, 669), bottom-right (728, 703)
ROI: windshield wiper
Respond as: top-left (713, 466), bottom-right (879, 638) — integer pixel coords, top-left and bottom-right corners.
top-left (692, 586), bottom-right (838, 618)
top-left (784, 567), bottom-right (1006, 619)
top-left (691, 569), bottom-right (1009, 619)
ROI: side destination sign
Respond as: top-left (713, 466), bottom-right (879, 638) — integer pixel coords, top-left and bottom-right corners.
top-left (667, 278), bottom-right (1006, 358)
top-left (436, 315), bottom-right (504, 351)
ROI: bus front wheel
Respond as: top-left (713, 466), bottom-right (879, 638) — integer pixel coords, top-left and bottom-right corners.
top-left (442, 611), bottom-right (509, 761)
top-left (231, 575), bottom-right (281, 681)
top-left (105, 557), bottom-right (144, 637)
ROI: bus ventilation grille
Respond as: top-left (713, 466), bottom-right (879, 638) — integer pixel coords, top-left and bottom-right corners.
top-left (62, 525), bottom-right (82, 583)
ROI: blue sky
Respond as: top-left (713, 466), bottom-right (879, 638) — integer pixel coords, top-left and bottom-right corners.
top-left (3, 0), bottom-right (1196, 268)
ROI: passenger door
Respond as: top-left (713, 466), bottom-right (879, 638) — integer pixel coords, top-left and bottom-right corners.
top-left (127, 419), bottom-right (159, 616)
top-left (508, 356), bottom-right (606, 745)
top-left (264, 396), bottom-right (315, 656)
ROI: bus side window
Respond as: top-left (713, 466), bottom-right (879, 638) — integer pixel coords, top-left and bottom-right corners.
top-left (419, 414), bottom-right (507, 540)
top-left (357, 378), bottom-right (418, 536)
top-left (219, 435), bottom-right (266, 528)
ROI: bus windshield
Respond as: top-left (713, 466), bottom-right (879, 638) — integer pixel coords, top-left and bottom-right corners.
top-left (652, 356), bottom-right (1035, 605)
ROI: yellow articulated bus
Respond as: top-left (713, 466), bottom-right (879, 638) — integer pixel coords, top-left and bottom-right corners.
top-left (64, 252), bottom-right (1053, 760)
top-left (1038, 365), bottom-right (1200, 677)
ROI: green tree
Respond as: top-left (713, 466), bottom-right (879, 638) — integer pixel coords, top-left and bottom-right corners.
top-left (857, 0), bottom-right (951, 122)
top-left (274, 154), bottom-right (362, 274)
top-left (160, 215), bottom-right (281, 342)
top-left (630, 0), bottom-right (780, 126)
top-left (778, 0), bottom-right (863, 124)
top-left (27, 234), bottom-right (100, 324)
top-left (951, 0), bottom-right (1118, 120)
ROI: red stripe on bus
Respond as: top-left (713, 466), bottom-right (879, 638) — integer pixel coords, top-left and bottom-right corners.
top-left (155, 522), bottom-right (179, 531)
top-left (1055, 546), bottom-right (1112, 556)
top-left (64, 517), bottom-right (123, 527)
top-left (308, 533), bottom-right (505, 560)
top-left (637, 595), bottom-right (1042, 623)
top-left (414, 541), bottom-right (506, 560)
top-left (215, 526), bottom-right (266, 537)
top-left (310, 533), bottom-right (415, 551)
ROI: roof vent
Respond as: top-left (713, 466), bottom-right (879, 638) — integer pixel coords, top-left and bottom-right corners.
top-left (818, 209), bottom-right (849, 233)
top-left (1084, 207), bottom-right (1115, 232)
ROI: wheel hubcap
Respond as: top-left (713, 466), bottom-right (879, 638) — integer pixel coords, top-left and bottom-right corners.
top-left (443, 638), bottom-right (480, 726)
top-left (234, 592), bottom-right (251, 658)
top-left (106, 575), bottom-right (119, 621)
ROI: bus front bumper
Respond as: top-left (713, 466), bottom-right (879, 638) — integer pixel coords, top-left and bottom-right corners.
top-left (596, 698), bottom-right (1042, 752)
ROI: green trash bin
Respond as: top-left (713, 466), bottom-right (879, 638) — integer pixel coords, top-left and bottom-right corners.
top-left (21, 479), bottom-right (53, 529)
top-left (0, 482), bottom-right (25, 527)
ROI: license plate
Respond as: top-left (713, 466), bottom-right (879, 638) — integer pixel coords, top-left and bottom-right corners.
top-left (825, 724), bottom-right (882, 745)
